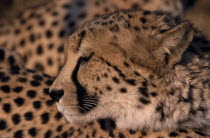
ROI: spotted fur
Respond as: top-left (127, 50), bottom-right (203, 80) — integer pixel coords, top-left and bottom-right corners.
top-left (0, 63), bottom-right (209, 137)
top-left (0, 0), bottom-right (186, 76)
top-left (50, 9), bottom-right (210, 131)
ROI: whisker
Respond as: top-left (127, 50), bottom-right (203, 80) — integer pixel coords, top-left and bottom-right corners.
top-left (82, 99), bottom-right (98, 102)
top-left (82, 106), bottom-right (92, 111)
top-left (83, 97), bottom-right (98, 100)
top-left (78, 105), bottom-right (88, 113)
top-left (81, 103), bottom-right (97, 107)
top-left (82, 102), bottom-right (98, 106)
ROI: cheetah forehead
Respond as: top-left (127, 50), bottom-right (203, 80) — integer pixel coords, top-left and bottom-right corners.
top-left (65, 9), bottom-right (182, 60)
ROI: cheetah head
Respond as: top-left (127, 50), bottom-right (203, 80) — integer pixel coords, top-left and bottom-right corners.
top-left (50, 10), bottom-right (194, 130)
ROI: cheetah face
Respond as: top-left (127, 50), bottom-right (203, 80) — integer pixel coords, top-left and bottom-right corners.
top-left (49, 51), bottom-right (142, 125)
top-left (50, 10), bottom-right (194, 130)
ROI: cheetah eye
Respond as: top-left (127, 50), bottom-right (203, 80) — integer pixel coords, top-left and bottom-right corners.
top-left (79, 53), bottom-right (94, 64)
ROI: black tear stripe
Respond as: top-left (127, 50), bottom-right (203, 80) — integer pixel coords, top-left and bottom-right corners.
top-left (71, 53), bottom-right (98, 114)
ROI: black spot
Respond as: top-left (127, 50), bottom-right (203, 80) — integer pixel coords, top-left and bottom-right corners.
top-left (156, 103), bottom-right (165, 121)
top-left (62, 3), bottom-right (71, 9)
top-left (143, 10), bottom-right (151, 15)
top-left (14, 130), bottom-right (23, 138)
top-left (39, 20), bottom-right (45, 26)
top-left (109, 130), bottom-right (114, 137)
top-left (30, 80), bottom-right (40, 87)
top-left (164, 53), bottom-right (170, 65)
top-left (178, 129), bottom-right (188, 133)
top-left (68, 21), bottom-right (75, 28)
top-left (27, 90), bottom-right (37, 98)
top-left (169, 131), bottom-right (179, 137)
top-left (110, 24), bottom-right (119, 32)
top-left (14, 97), bottom-right (25, 106)
top-left (0, 76), bottom-right (10, 82)
top-left (55, 112), bottom-right (62, 120)
top-left (128, 14), bottom-right (133, 18)
top-left (193, 130), bottom-right (207, 136)
top-left (48, 43), bottom-right (54, 49)
top-left (45, 100), bottom-right (54, 106)
top-left (34, 63), bottom-right (44, 71)
top-left (62, 131), bottom-right (68, 138)
top-left (17, 77), bottom-right (27, 82)
top-left (14, 28), bottom-right (21, 34)
top-left (20, 19), bottom-right (26, 24)
top-left (96, 76), bottom-right (100, 81)
top-left (160, 29), bottom-right (168, 34)
top-left (8, 56), bottom-right (15, 65)
top-left (119, 133), bottom-right (125, 138)
top-left (26, 69), bottom-right (36, 73)
top-left (33, 74), bottom-right (43, 81)
top-left (43, 88), bottom-right (49, 95)
top-left (45, 79), bottom-right (53, 86)
top-left (139, 97), bottom-right (151, 105)
top-left (0, 49), bottom-right (5, 61)
top-left (52, 11), bottom-right (58, 16)
top-left (125, 79), bottom-right (136, 85)
top-left (78, 12), bottom-right (86, 19)
top-left (140, 17), bottom-right (147, 24)
top-left (112, 77), bottom-right (120, 84)
top-left (57, 45), bottom-right (64, 53)
top-left (46, 30), bottom-right (53, 38)
top-left (56, 125), bottom-right (62, 132)
top-left (47, 58), bottom-right (53, 66)
top-left (41, 112), bottom-right (50, 124)
top-left (143, 26), bottom-right (148, 30)
top-left (0, 120), bottom-right (7, 130)
top-left (63, 14), bottom-right (70, 21)
top-left (10, 65), bottom-right (20, 74)
top-left (134, 26), bottom-right (140, 31)
top-left (24, 112), bottom-right (33, 121)
top-left (106, 85), bottom-right (112, 91)
top-left (131, 3), bottom-right (139, 9)
top-left (92, 129), bottom-right (97, 137)
top-left (3, 103), bottom-right (11, 113)
top-left (19, 39), bottom-right (25, 47)
top-left (97, 118), bottom-right (116, 131)
top-left (79, 30), bottom-right (86, 38)
top-left (134, 71), bottom-right (140, 76)
top-left (13, 86), bottom-right (23, 93)
top-left (139, 87), bottom-right (149, 97)
top-left (150, 92), bottom-right (158, 97)
top-left (123, 62), bottom-right (129, 67)
top-left (37, 45), bottom-right (43, 55)
top-left (129, 130), bottom-right (136, 134)
top-left (59, 30), bottom-right (66, 38)
top-left (141, 130), bottom-right (147, 136)
top-left (103, 73), bottom-right (108, 78)
top-left (44, 130), bottom-right (52, 138)
top-left (12, 114), bottom-right (21, 125)
top-left (29, 34), bottom-right (36, 42)
top-left (51, 20), bottom-right (58, 26)
top-left (33, 101), bottom-right (41, 109)
top-left (28, 127), bottom-right (37, 137)
top-left (120, 88), bottom-right (127, 93)
top-left (1, 85), bottom-right (10, 93)
top-left (151, 26), bottom-right (157, 30)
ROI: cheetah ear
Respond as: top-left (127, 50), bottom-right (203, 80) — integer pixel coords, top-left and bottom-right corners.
top-left (155, 21), bottom-right (194, 69)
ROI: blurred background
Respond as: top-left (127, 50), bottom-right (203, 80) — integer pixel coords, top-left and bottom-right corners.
top-left (0, 0), bottom-right (210, 38)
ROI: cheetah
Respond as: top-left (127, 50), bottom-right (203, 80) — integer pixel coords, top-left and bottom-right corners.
top-left (0, 49), bottom-right (209, 138)
top-left (50, 9), bottom-right (210, 132)
top-left (0, 0), bottom-right (192, 76)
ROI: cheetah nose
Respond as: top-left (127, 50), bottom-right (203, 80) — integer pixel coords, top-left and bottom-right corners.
top-left (49, 89), bottom-right (64, 102)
